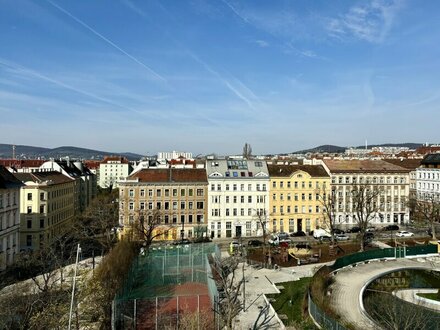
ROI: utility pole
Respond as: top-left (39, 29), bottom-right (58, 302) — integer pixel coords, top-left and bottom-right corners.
top-left (68, 244), bottom-right (81, 330)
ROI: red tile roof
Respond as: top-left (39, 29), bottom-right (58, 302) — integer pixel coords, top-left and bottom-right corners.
top-left (0, 159), bottom-right (45, 168)
top-left (129, 168), bottom-right (207, 183)
top-left (14, 171), bottom-right (74, 185)
top-left (101, 156), bottom-right (129, 164)
top-left (383, 158), bottom-right (422, 170)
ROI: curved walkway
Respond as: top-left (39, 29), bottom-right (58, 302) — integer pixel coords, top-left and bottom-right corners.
top-left (329, 257), bottom-right (440, 329)
top-left (394, 288), bottom-right (440, 311)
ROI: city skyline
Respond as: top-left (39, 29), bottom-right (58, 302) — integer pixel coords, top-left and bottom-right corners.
top-left (1, 0), bottom-right (439, 155)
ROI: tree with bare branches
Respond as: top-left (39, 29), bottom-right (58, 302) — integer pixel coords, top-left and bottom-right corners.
top-left (350, 183), bottom-right (382, 251)
top-left (317, 187), bottom-right (338, 244)
top-left (211, 256), bottom-right (245, 330)
top-left (242, 143), bottom-right (253, 159)
top-left (409, 194), bottom-right (440, 240)
top-left (129, 208), bottom-right (174, 251)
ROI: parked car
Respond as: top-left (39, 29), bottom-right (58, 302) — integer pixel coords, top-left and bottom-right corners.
top-left (332, 228), bottom-right (345, 235)
top-left (396, 231), bottom-right (414, 237)
top-left (269, 234), bottom-right (291, 245)
top-left (384, 225), bottom-right (400, 231)
top-left (335, 234), bottom-right (350, 241)
top-left (313, 228), bottom-right (331, 239)
top-left (277, 232), bottom-right (290, 239)
top-left (290, 231), bottom-right (307, 237)
top-left (248, 239), bottom-right (263, 246)
top-left (173, 239), bottom-right (192, 245)
top-left (194, 236), bottom-right (212, 243)
top-left (366, 226), bottom-right (376, 232)
top-left (347, 226), bottom-right (361, 233)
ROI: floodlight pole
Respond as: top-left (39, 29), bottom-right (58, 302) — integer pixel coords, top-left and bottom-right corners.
top-left (68, 243), bottom-right (81, 330)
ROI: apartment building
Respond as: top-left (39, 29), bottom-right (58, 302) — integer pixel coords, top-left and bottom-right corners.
top-left (268, 164), bottom-right (330, 234)
top-left (0, 166), bottom-right (22, 269)
top-left (323, 160), bottom-right (411, 226)
top-left (206, 159), bottom-right (269, 238)
top-left (40, 159), bottom-right (97, 213)
top-left (119, 168), bottom-right (208, 241)
top-left (14, 171), bottom-right (75, 251)
top-left (99, 156), bottom-right (131, 189)
top-left (383, 158), bottom-right (422, 200)
top-left (416, 153), bottom-right (440, 201)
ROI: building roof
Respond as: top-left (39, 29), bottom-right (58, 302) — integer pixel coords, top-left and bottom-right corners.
top-left (421, 153), bottom-right (440, 166)
top-left (323, 159), bottom-right (410, 174)
top-left (383, 158), bottom-right (422, 170)
top-left (14, 171), bottom-right (74, 185)
top-left (0, 165), bottom-right (23, 189)
top-left (0, 159), bottom-right (45, 170)
top-left (129, 168), bottom-right (208, 183)
top-left (101, 156), bottom-right (129, 164)
top-left (205, 159), bottom-right (269, 178)
top-left (267, 164), bottom-right (329, 178)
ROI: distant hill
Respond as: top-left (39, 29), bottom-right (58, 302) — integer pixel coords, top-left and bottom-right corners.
top-left (292, 143), bottom-right (423, 154)
top-left (0, 144), bottom-right (143, 161)
top-left (292, 145), bottom-right (346, 154)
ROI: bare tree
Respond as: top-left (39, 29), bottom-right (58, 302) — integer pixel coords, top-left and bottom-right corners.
top-left (251, 301), bottom-right (277, 330)
top-left (211, 256), bottom-right (245, 330)
top-left (129, 208), bottom-right (173, 251)
top-left (350, 183), bottom-right (382, 251)
top-left (364, 292), bottom-right (437, 330)
top-left (409, 194), bottom-right (440, 240)
top-left (253, 209), bottom-right (269, 246)
top-left (243, 143), bottom-right (253, 159)
top-left (317, 187), bottom-right (338, 244)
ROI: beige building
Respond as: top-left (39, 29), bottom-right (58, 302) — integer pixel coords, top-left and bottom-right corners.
top-left (0, 166), bottom-right (22, 269)
top-left (14, 171), bottom-right (75, 251)
top-left (323, 159), bottom-right (411, 227)
top-left (268, 165), bottom-right (330, 234)
top-left (119, 168), bottom-right (208, 241)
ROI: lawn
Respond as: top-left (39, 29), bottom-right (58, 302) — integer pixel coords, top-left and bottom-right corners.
top-left (417, 292), bottom-right (440, 301)
top-left (265, 277), bottom-right (316, 328)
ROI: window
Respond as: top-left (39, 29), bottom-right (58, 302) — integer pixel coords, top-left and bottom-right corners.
top-left (27, 219), bottom-right (32, 229)
top-left (188, 201), bottom-right (193, 209)
top-left (26, 235), bottom-right (32, 247)
top-left (180, 201), bottom-right (185, 209)
top-left (241, 196), bottom-right (245, 203)
top-left (226, 184), bottom-right (230, 191)
top-left (156, 189), bottom-right (162, 197)
top-left (233, 208), bottom-right (238, 216)
top-left (40, 218), bottom-right (44, 228)
top-left (233, 196), bottom-right (237, 203)
top-left (156, 202), bottom-right (161, 209)
top-left (188, 189), bottom-right (193, 196)
top-left (140, 189), bottom-right (145, 197)
top-left (233, 184), bottom-right (237, 191)
top-left (217, 184), bottom-right (221, 191)
top-left (196, 189), bottom-right (204, 196)
top-left (165, 189), bottom-right (170, 197)
top-left (39, 205), bottom-right (44, 213)
top-left (188, 215), bottom-right (193, 223)
top-left (181, 189), bottom-right (185, 196)
top-left (247, 195), bottom-right (252, 203)
top-left (226, 208), bottom-right (230, 216)
top-left (272, 181), bottom-right (276, 188)
top-left (129, 189), bottom-right (134, 197)
top-left (27, 193), bottom-right (32, 201)
top-left (241, 208), bottom-right (245, 216)
top-left (197, 201), bottom-right (204, 209)
top-left (149, 189), bottom-right (154, 197)
top-left (40, 192), bottom-right (45, 200)
top-left (287, 181), bottom-right (291, 188)
top-left (280, 181), bottom-right (284, 188)
top-left (301, 193), bottom-right (305, 201)
top-left (173, 189), bottom-right (178, 196)
top-left (140, 202), bottom-right (145, 210)
top-left (226, 196), bottom-right (230, 203)
top-left (27, 206), bottom-right (32, 214)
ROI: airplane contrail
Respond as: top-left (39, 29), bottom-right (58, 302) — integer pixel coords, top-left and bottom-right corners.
top-left (46, 0), bottom-right (166, 82)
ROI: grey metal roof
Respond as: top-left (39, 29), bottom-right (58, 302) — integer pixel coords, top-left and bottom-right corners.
top-left (205, 159), bottom-right (269, 179)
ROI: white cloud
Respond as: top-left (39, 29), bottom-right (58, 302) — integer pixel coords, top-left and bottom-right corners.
top-left (254, 39), bottom-right (269, 48)
top-left (326, 0), bottom-right (403, 43)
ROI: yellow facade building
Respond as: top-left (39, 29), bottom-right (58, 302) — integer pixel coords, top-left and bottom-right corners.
top-left (15, 171), bottom-right (75, 251)
top-left (119, 168), bottom-right (208, 241)
top-left (268, 165), bottom-right (330, 234)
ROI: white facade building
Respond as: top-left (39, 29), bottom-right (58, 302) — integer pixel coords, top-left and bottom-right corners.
top-left (0, 166), bottom-right (22, 270)
top-left (206, 159), bottom-right (269, 238)
top-left (99, 156), bottom-right (131, 189)
top-left (157, 151), bottom-right (193, 161)
top-left (323, 160), bottom-right (411, 226)
top-left (416, 154), bottom-right (440, 201)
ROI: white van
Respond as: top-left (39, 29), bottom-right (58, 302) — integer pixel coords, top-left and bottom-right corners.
top-left (313, 228), bottom-right (331, 239)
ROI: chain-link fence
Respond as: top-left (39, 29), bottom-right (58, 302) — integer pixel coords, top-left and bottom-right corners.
top-left (113, 243), bottom-right (219, 329)
top-left (308, 292), bottom-right (347, 330)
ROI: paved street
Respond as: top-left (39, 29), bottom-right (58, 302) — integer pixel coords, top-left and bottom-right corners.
top-left (394, 288), bottom-right (440, 311)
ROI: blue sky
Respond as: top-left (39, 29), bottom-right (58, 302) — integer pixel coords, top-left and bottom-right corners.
top-left (0, 0), bottom-right (439, 155)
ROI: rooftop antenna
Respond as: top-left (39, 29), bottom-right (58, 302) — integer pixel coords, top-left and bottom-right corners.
top-left (365, 139), bottom-right (368, 150)
top-left (12, 144), bottom-right (16, 159)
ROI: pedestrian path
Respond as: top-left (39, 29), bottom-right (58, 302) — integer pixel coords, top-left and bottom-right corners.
top-left (329, 257), bottom-right (440, 329)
